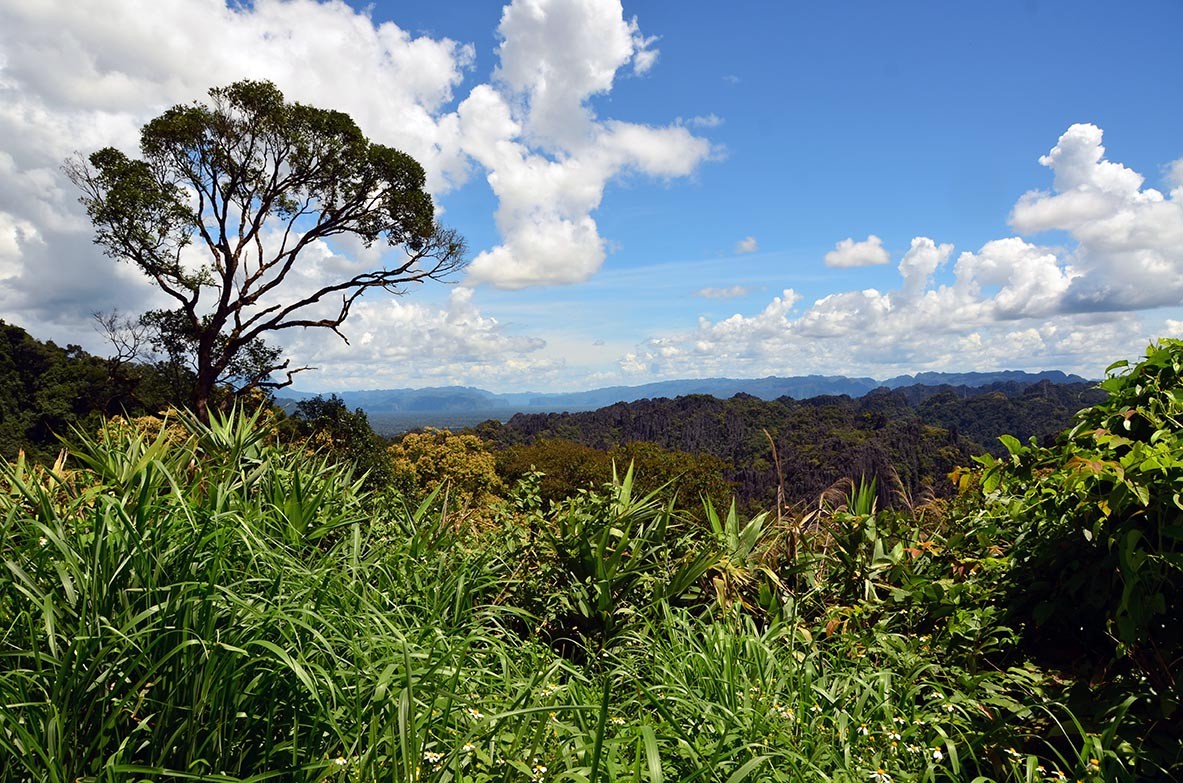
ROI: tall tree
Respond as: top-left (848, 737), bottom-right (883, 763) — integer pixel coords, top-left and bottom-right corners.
top-left (68, 80), bottom-right (466, 419)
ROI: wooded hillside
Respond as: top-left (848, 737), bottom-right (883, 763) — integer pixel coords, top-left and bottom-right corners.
top-left (478, 381), bottom-right (1103, 511)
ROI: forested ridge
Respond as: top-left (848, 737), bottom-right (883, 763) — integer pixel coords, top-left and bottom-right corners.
top-left (0, 320), bottom-right (182, 462)
top-left (479, 381), bottom-right (1103, 512)
top-left (2, 317), bottom-right (1102, 516)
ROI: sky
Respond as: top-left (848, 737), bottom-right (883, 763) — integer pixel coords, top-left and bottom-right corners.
top-left (1, 0), bottom-right (1182, 393)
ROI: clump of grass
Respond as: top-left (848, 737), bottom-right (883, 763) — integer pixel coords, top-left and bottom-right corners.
top-left (0, 409), bottom-right (492, 781)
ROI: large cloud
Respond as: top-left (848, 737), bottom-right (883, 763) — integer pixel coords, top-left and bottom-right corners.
top-left (1010, 123), bottom-right (1183, 311)
top-left (463, 0), bottom-right (713, 288)
top-left (278, 286), bottom-right (562, 391)
top-left (621, 126), bottom-right (1182, 381)
top-left (0, 0), bottom-right (475, 340)
top-left (0, 0), bottom-right (473, 189)
top-left (0, 0), bottom-right (712, 372)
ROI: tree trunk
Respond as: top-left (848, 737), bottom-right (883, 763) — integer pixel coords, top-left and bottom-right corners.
top-left (194, 345), bottom-right (217, 423)
top-left (193, 378), bottom-right (212, 423)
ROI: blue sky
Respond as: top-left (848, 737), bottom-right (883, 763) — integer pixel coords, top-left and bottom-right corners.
top-left (1, 0), bottom-right (1181, 391)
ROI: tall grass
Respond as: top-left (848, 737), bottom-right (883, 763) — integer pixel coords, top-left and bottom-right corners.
top-left (0, 409), bottom-right (1148, 781)
top-left (0, 410), bottom-right (467, 780)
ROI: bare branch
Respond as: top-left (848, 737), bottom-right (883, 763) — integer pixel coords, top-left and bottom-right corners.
top-left (92, 309), bottom-right (150, 366)
top-left (236, 224), bottom-right (464, 343)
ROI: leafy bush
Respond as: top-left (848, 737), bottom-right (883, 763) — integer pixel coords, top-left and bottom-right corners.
top-left (975, 341), bottom-right (1183, 708)
top-left (287, 394), bottom-right (394, 490)
top-left (388, 426), bottom-right (505, 524)
top-left (503, 465), bottom-right (717, 653)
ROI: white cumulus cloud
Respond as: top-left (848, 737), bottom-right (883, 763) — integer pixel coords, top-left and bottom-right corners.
top-left (1010, 123), bottom-right (1183, 311)
top-left (464, 0), bottom-right (713, 288)
top-left (277, 287), bottom-right (559, 391)
top-left (824, 234), bottom-right (891, 268)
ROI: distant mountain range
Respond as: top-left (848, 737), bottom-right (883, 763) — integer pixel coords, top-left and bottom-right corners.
top-left (280, 370), bottom-right (1092, 432)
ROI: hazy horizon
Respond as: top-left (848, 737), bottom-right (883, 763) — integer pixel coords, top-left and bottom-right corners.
top-left (283, 367), bottom-right (1092, 399)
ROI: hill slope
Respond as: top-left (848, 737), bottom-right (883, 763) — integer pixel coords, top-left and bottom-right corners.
top-left (477, 381), bottom-right (1103, 511)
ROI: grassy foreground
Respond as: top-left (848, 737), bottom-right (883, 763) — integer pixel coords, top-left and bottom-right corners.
top-left (3, 344), bottom-right (1183, 781)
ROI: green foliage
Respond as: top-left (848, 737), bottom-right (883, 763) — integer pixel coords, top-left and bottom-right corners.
top-left (701, 497), bottom-right (784, 615)
top-left (388, 427), bottom-right (504, 524)
top-left (496, 437), bottom-right (613, 507)
top-left (495, 437), bottom-right (734, 516)
top-left (288, 394), bottom-right (394, 490)
top-left (0, 320), bottom-right (175, 462)
top-left (974, 340), bottom-right (1183, 715)
top-left (521, 464), bottom-right (718, 649)
top-left (816, 478), bottom-right (896, 603)
top-left (917, 382), bottom-right (1105, 456)
top-left (485, 390), bottom-right (1009, 514)
top-left (609, 441), bottom-right (735, 513)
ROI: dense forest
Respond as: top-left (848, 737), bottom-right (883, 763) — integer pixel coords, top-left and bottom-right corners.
top-left (0, 320), bottom-right (183, 462)
top-left (477, 381), bottom-right (1103, 513)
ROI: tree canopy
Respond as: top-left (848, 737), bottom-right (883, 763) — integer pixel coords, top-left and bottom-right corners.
top-left (0, 320), bottom-right (174, 462)
top-left (68, 79), bottom-right (466, 418)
